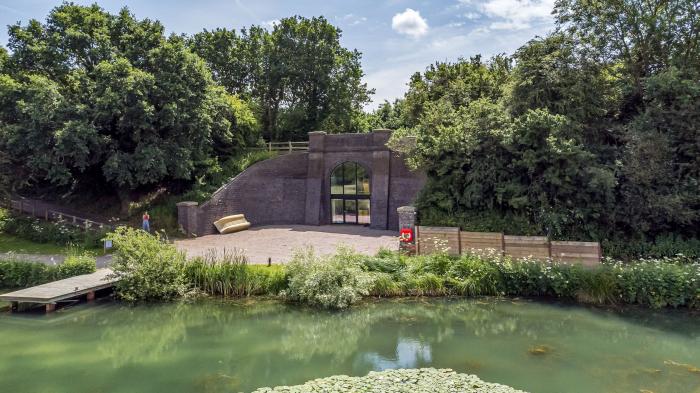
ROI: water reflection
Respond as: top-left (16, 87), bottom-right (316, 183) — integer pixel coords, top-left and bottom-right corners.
top-left (0, 298), bottom-right (699, 393)
top-left (360, 338), bottom-right (432, 370)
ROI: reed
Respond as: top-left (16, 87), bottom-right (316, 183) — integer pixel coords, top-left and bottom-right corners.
top-left (185, 249), bottom-right (286, 297)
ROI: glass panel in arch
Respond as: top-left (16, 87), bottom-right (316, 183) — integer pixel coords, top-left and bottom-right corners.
top-left (331, 199), bottom-right (344, 223)
top-left (342, 163), bottom-right (357, 195)
top-left (344, 200), bottom-right (357, 224)
top-left (356, 165), bottom-right (370, 195)
top-left (331, 166), bottom-right (344, 194)
top-left (358, 199), bottom-right (370, 224)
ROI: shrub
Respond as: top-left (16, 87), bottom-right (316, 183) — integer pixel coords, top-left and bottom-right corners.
top-left (58, 253), bottom-right (98, 278)
top-left (0, 208), bottom-right (107, 249)
top-left (106, 227), bottom-right (188, 302)
top-left (0, 254), bottom-right (96, 288)
top-left (185, 250), bottom-right (286, 296)
top-left (282, 247), bottom-right (374, 309)
top-left (358, 249), bottom-right (699, 310)
top-left (445, 254), bottom-right (503, 296)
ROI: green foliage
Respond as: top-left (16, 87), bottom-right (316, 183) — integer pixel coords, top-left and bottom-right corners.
top-left (357, 250), bottom-right (700, 310)
top-left (0, 208), bottom-right (107, 249)
top-left (190, 16), bottom-right (373, 140)
top-left (0, 253), bottom-right (96, 288)
top-left (374, 5), bottom-right (700, 253)
top-left (185, 251), bottom-right (285, 297)
top-left (281, 247), bottom-right (374, 309)
top-left (0, 4), bottom-right (258, 210)
top-left (106, 227), bottom-right (188, 302)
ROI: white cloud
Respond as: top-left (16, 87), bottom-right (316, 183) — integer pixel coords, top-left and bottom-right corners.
top-left (479, 0), bottom-right (555, 30)
top-left (338, 13), bottom-right (368, 26)
top-left (391, 8), bottom-right (429, 38)
top-left (261, 19), bottom-right (279, 28)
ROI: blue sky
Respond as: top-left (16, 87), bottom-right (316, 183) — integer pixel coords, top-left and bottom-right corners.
top-left (0, 0), bottom-right (556, 109)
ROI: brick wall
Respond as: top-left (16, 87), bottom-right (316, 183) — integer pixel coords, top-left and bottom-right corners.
top-left (196, 153), bottom-right (309, 235)
top-left (186, 130), bottom-right (426, 236)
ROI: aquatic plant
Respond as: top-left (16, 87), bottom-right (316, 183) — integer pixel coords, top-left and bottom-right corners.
top-left (185, 249), bottom-right (285, 297)
top-left (251, 368), bottom-right (527, 393)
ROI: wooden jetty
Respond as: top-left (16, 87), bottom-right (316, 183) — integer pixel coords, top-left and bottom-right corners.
top-left (0, 269), bottom-right (118, 313)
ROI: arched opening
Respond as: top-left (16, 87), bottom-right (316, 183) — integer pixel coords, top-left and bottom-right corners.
top-left (330, 162), bottom-right (370, 225)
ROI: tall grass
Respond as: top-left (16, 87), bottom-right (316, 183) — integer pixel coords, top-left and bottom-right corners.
top-left (185, 250), bottom-right (285, 297)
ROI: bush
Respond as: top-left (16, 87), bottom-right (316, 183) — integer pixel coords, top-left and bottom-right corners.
top-left (358, 250), bottom-right (700, 310)
top-left (282, 247), bottom-right (374, 309)
top-left (106, 227), bottom-right (188, 302)
top-left (0, 253), bottom-right (96, 288)
top-left (0, 208), bottom-right (107, 249)
top-left (185, 250), bottom-right (286, 296)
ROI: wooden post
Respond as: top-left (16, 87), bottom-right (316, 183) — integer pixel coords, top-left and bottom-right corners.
top-left (288, 140), bottom-right (292, 153)
top-left (86, 291), bottom-right (96, 302)
top-left (18, 200), bottom-right (23, 213)
top-left (72, 215), bottom-right (76, 224)
top-left (10, 302), bottom-right (18, 313)
top-left (45, 208), bottom-right (49, 220)
top-left (268, 141), bottom-right (272, 152)
top-left (45, 303), bottom-right (56, 313)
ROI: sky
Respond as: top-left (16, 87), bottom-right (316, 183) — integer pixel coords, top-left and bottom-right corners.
top-left (0, 0), bottom-right (557, 110)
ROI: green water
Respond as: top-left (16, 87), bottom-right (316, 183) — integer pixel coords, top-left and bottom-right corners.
top-left (1, 298), bottom-right (699, 393)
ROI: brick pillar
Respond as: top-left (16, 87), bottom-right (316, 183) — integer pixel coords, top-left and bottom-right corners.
top-left (370, 150), bottom-right (391, 230)
top-left (176, 202), bottom-right (199, 237)
top-left (305, 131), bottom-right (326, 225)
top-left (397, 206), bottom-right (417, 255)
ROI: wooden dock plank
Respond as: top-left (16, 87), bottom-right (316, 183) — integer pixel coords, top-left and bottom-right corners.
top-left (0, 269), bottom-right (118, 304)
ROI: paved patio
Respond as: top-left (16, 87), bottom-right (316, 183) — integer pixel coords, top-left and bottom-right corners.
top-left (174, 225), bottom-right (398, 263)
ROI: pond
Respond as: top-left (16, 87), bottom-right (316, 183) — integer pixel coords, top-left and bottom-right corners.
top-left (1, 298), bottom-right (699, 393)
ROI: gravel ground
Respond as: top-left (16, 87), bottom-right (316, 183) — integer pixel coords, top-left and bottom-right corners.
top-left (174, 225), bottom-right (398, 264)
top-left (251, 368), bottom-right (528, 393)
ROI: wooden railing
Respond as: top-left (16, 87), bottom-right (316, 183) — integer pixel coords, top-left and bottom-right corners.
top-left (253, 141), bottom-right (309, 154)
top-left (8, 198), bottom-right (114, 231)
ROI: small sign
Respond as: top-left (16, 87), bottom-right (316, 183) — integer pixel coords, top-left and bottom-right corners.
top-left (104, 239), bottom-right (113, 249)
top-left (399, 228), bottom-right (414, 243)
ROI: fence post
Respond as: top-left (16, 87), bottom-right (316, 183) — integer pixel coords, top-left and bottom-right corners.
top-left (289, 140), bottom-right (292, 153)
top-left (268, 141), bottom-right (272, 152)
top-left (18, 200), bottom-right (23, 213)
top-left (45, 208), bottom-right (49, 220)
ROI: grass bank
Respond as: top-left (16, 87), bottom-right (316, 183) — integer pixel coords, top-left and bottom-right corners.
top-left (104, 227), bottom-right (700, 311)
top-left (0, 233), bottom-right (69, 254)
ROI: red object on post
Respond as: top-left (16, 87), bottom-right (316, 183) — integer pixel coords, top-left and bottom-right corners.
top-left (399, 228), bottom-right (414, 243)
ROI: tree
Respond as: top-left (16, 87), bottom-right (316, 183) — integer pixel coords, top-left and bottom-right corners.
top-left (554, 0), bottom-right (700, 109)
top-left (0, 4), bottom-right (257, 212)
top-left (191, 16), bottom-right (373, 141)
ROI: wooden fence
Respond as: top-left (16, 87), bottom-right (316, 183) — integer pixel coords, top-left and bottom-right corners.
top-left (253, 141), bottom-right (309, 154)
top-left (8, 198), bottom-right (113, 231)
top-left (416, 226), bottom-right (601, 266)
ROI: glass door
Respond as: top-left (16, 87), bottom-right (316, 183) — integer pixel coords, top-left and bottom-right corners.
top-left (330, 162), bottom-right (371, 225)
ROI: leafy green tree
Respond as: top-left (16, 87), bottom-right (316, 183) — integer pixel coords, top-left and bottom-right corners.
top-left (554, 0), bottom-right (700, 105)
top-left (0, 4), bottom-right (257, 212)
top-left (191, 16), bottom-right (373, 141)
top-left (617, 68), bottom-right (700, 236)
